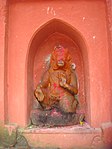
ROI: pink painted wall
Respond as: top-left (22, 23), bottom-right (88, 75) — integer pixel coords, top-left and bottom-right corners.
top-left (5, 0), bottom-right (111, 127)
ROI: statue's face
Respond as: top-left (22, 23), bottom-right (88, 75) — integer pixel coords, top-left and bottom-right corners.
top-left (50, 46), bottom-right (71, 70)
top-left (54, 47), bottom-right (67, 67)
top-left (57, 59), bottom-right (65, 67)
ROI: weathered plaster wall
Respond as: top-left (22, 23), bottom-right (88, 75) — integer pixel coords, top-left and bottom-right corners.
top-left (5, 0), bottom-right (112, 127)
top-left (106, 0), bottom-right (112, 121)
top-left (101, 0), bottom-right (112, 146)
top-left (0, 0), bottom-right (8, 123)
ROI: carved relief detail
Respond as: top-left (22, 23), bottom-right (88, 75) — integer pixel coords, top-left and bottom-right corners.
top-left (90, 135), bottom-right (104, 149)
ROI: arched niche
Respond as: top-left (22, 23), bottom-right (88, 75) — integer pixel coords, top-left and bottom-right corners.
top-left (26, 19), bottom-right (90, 125)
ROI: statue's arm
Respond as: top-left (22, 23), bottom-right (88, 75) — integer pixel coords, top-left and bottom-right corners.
top-left (40, 71), bottom-right (50, 88)
top-left (60, 72), bottom-right (78, 95)
top-left (70, 71), bottom-right (78, 94)
top-left (34, 71), bottom-right (50, 101)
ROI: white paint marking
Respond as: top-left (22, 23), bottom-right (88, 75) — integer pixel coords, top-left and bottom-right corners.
top-left (53, 10), bottom-right (56, 16)
top-left (47, 7), bottom-right (50, 14)
top-left (50, 7), bottom-right (53, 14)
top-left (93, 36), bottom-right (96, 39)
top-left (82, 17), bottom-right (85, 21)
top-left (46, 7), bottom-right (56, 16)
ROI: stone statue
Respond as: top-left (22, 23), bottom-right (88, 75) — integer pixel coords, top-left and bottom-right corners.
top-left (30, 45), bottom-right (84, 127)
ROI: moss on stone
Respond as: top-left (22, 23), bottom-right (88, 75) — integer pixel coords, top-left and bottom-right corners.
top-left (0, 123), bottom-right (17, 147)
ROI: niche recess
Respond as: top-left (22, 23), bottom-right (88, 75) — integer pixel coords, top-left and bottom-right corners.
top-left (27, 19), bottom-right (89, 124)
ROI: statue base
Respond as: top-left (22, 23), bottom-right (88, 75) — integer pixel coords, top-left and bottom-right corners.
top-left (30, 106), bottom-right (84, 127)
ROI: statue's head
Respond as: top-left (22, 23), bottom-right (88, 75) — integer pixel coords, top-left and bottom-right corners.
top-left (50, 45), bottom-right (72, 70)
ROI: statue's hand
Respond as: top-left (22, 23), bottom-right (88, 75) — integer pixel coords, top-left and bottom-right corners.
top-left (59, 77), bottom-right (67, 88)
top-left (34, 86), bottom-right (44, 102)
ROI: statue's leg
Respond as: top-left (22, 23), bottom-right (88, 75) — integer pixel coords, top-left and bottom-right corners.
top-left (59, 93), bottom-right (77, 113)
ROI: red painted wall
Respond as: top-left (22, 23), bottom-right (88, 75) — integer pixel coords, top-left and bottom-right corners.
top-left (0, 0), bottom-right (111, 127)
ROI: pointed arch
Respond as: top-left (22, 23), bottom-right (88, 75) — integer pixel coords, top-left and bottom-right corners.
top-left (26, 18), bottom-right (90, 124)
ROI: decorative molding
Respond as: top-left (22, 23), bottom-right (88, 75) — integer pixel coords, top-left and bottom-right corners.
top-left (91, 135), bottom-right (104, 149)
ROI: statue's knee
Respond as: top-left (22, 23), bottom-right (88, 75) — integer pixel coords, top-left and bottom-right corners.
top-left (59, 98), bottom-right (75, 113)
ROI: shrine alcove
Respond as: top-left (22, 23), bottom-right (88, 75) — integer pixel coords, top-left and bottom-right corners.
top-left (27, 19), bottom-right (89, 125)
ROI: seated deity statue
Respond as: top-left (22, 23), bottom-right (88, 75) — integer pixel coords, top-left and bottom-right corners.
top-left (30, 45), bottom-right (84, 127)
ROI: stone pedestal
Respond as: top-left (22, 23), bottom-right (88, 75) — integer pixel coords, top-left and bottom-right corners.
top-left (23, 124), bottom-right (103, 148)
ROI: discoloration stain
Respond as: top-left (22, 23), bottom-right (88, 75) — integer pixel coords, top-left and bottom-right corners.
top-left (53, 10), bottom-right (56, 16)
top-left (93, 35), bottom-right (96, 39)
top-left (82, 17), bottom-right (85, 21)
